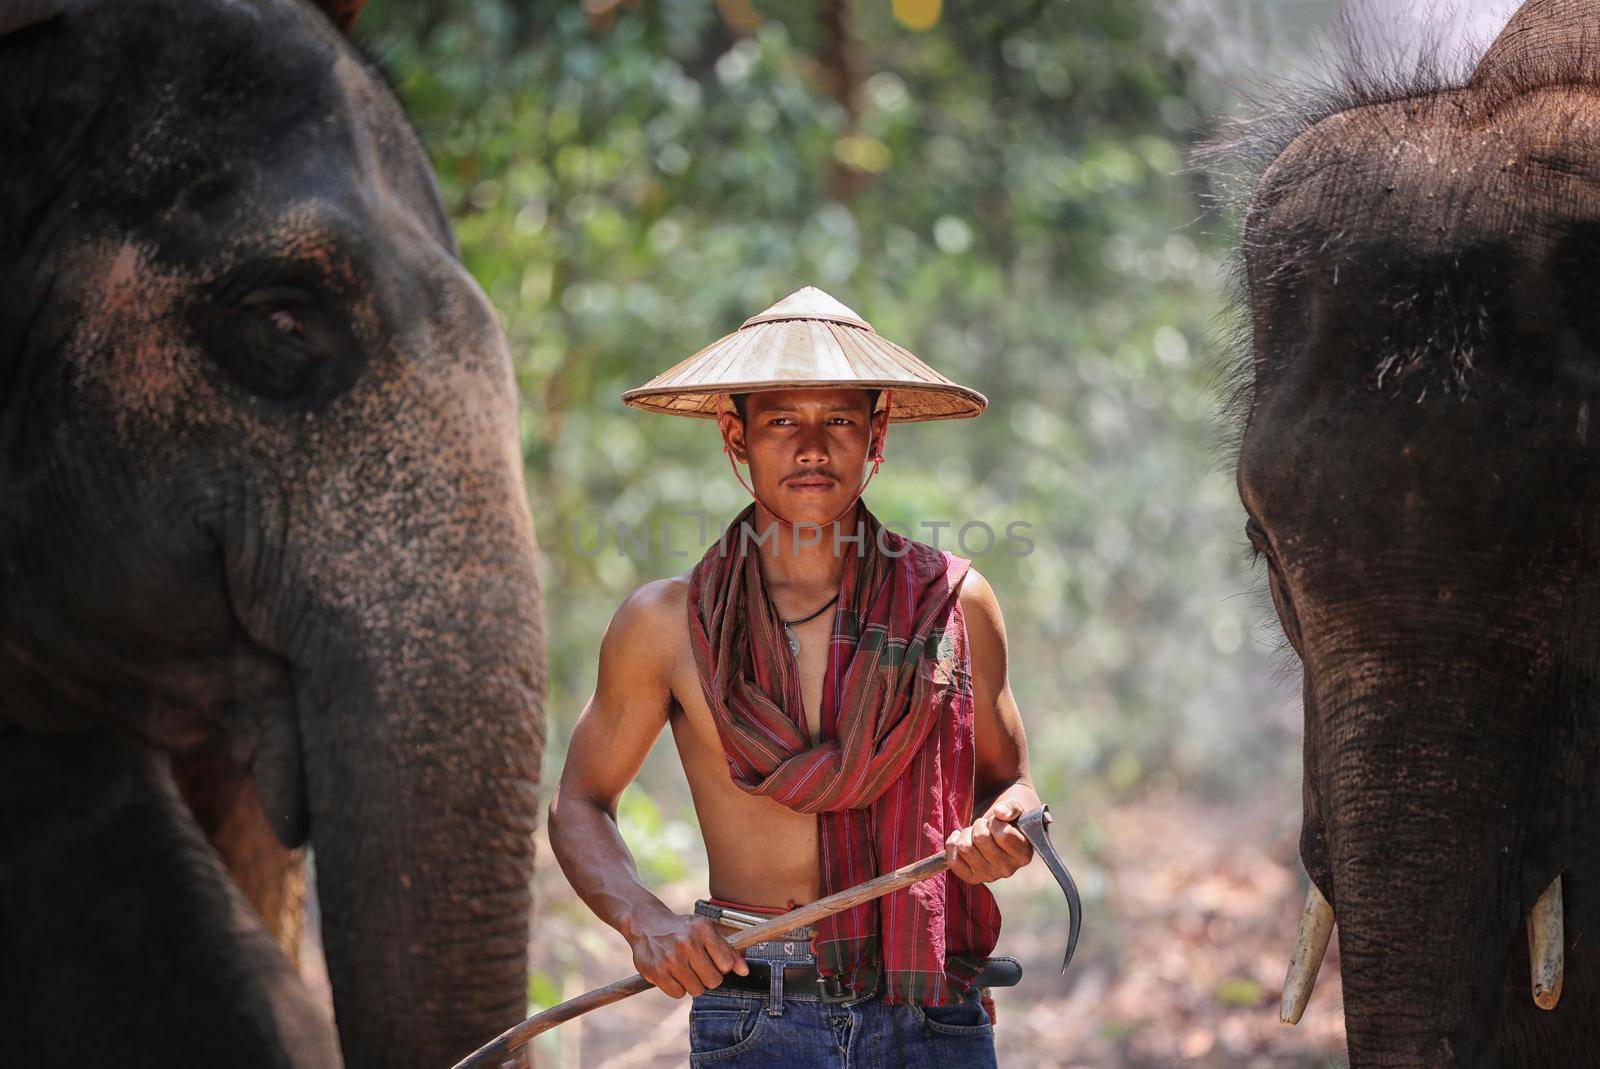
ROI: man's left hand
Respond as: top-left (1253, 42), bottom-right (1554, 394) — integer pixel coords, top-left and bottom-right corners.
top-left (945, 792), bottom-right (1037, 884)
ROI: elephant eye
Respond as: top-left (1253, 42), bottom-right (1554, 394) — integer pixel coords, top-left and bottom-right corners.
top-left (224, 290), bottom-right (326, 398)
top-left (1244, 516), bottom-right (1271, 559)
top-left (194, 275), bottom-right (344, 403)
top-left (266, 308), bottom-right (308, 342)
top-left (1264, 558), bottom-right (1305, 654)
top-left (1246, 516), bottom-right (1304, 653)
top-left (193, 254), bottom-right (372, 409)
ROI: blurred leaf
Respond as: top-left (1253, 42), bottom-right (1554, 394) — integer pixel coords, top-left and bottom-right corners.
top-left (1214, 976), bottom-right (1267, 1008)
top-left (526, 967), bottom-right (562, 1010)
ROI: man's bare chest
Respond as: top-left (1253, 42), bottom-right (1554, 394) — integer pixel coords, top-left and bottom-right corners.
top-left (671, 609), bottom-right (838, 746)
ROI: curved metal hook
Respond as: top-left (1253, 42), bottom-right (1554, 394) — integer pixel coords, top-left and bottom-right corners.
top-left (1017, 804), bottom-right (1082, 974)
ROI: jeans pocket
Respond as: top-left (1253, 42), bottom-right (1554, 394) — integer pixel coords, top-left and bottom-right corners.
top-left (913, 994), bottom-right (994, 1036)
top-left (688, 998), bottom-right (766, 1062)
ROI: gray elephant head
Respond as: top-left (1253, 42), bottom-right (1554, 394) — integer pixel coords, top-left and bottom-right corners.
top-left (0, 1), bottom-right (545, 1066)
top-left (1209, 0), bottom-right (1600, 1064)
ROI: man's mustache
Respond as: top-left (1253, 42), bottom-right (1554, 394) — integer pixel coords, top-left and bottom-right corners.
top-left (785, 471), bottom-right (842, 485)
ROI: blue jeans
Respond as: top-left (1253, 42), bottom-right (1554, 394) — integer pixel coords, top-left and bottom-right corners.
top-left (686, 938), bottom-right (998, 1068)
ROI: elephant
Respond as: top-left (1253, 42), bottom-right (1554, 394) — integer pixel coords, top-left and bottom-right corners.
top-left (0, 2), bottom-right (546, 1067)
top-left (1209, 0), bottom-right (1600, 1064)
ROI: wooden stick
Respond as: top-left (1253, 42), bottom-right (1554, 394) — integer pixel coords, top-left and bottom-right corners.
top-left (451, 850), bottom-right (952, 1069)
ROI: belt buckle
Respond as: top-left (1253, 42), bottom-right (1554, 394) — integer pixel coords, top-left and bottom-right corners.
top-left (819, 973), bottom-right (855, 1004)
top-left (818, 967), bottom-right (879, 1004)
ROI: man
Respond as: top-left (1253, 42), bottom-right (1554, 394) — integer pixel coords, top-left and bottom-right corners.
top-left (548, 287), bottom-right (1040, 1067)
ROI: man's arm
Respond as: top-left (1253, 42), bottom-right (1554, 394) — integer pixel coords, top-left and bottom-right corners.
top-left (944, 565), bottom-right (1041, 884)
top-left (546, 579), bottom-right (747, 998)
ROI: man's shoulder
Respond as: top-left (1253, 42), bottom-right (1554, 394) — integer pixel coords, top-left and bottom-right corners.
top-left (620, 572), bottom-right (691, 619)
top-left (603, 573), bottom-right (692, 674)
top-left (954, 562), bottom-right (1007, 652)
top-left (956, 561), bottom-right (995, 607)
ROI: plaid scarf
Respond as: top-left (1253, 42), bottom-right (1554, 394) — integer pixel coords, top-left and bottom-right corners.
top-left (687, 501), bottom-right (1001, 1004)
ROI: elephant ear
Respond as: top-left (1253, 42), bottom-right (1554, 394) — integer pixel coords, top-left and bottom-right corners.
top-left (1470, 0), bottom-right (1600, 90)
top-left (306, 0), bottom-right (366, 33)
top-left (1, 0), bottom-right (62, 36)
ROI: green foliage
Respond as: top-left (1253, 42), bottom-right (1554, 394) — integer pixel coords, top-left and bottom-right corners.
top-left (1214, 975), bottom-right (1267, 1007)
top-left (356, 0), bottom-right (1291, 833)
top-left (615, 786), bottom-right (695, 885)
top-left (525, 967), bottom-right (562, 1011)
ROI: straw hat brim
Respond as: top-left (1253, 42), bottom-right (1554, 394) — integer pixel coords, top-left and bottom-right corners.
top-left (621, 318), bottom-right (987, 423)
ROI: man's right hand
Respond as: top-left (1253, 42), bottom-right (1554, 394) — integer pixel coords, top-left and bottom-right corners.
top-left (627, 912), bottom-right (750, 998)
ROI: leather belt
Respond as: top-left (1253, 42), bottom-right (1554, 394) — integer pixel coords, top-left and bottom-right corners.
top-left (712, 957), bottom-right (1024, 1000)
top-left (692, 899), bottom-right (1023, 1003)
top-left (715, 959), bottom-right (881, 1003)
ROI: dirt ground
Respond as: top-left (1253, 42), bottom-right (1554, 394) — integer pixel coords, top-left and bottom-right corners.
top-left (491, 790), bottom-right (1349, 1068)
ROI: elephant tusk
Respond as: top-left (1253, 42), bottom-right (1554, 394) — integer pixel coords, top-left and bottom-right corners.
top-left (1281, 882), bottom-right (1335, 1026)
top-left (1529, 876), bottom-right (1564, 1011)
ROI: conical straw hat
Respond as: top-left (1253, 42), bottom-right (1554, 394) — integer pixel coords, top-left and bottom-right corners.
top-left (621, 286), bottom-right (986, 422)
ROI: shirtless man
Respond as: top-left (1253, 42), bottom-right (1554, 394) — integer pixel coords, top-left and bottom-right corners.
top-left (548, 289), bottom-right (1039, 1067)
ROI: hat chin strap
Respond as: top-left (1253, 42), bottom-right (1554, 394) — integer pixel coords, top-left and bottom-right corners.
top-left (721, 388), bottom-right (892, 531)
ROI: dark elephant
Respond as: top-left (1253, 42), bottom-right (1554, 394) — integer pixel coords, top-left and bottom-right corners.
top-left (1209, 0), bottom-right (1600, 1064)
top-left (0, 2), bottom-right (546, 1068)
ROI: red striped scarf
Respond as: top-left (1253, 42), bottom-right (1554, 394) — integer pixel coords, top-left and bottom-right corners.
top-left (687, 501), bottom-right (1001, 1004)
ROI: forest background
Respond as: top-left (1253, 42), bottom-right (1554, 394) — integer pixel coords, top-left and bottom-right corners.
top-left (316, 2), bottom-right (1523, 1064)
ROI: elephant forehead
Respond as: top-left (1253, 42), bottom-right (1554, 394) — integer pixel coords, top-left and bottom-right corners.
top-left (59, 217), bottom-right (388, 436)
top-left (1250, 83), bottom-right (1600, 258)
top-left (64, 239), bottom-right (200, 432)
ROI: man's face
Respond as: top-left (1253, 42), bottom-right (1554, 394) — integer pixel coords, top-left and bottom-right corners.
top-left (717, 387), bottom-right (887, 525)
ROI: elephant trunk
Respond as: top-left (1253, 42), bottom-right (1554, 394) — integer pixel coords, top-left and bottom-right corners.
top-left (1308, 653), bottom-right (1549, 1067)
top-left (1329, 824), bottom-right (1515, 1066)
top-left (298, 564), bottom-right (544, 1069)
top-left (239, 360), bottom-right (550, 1069)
